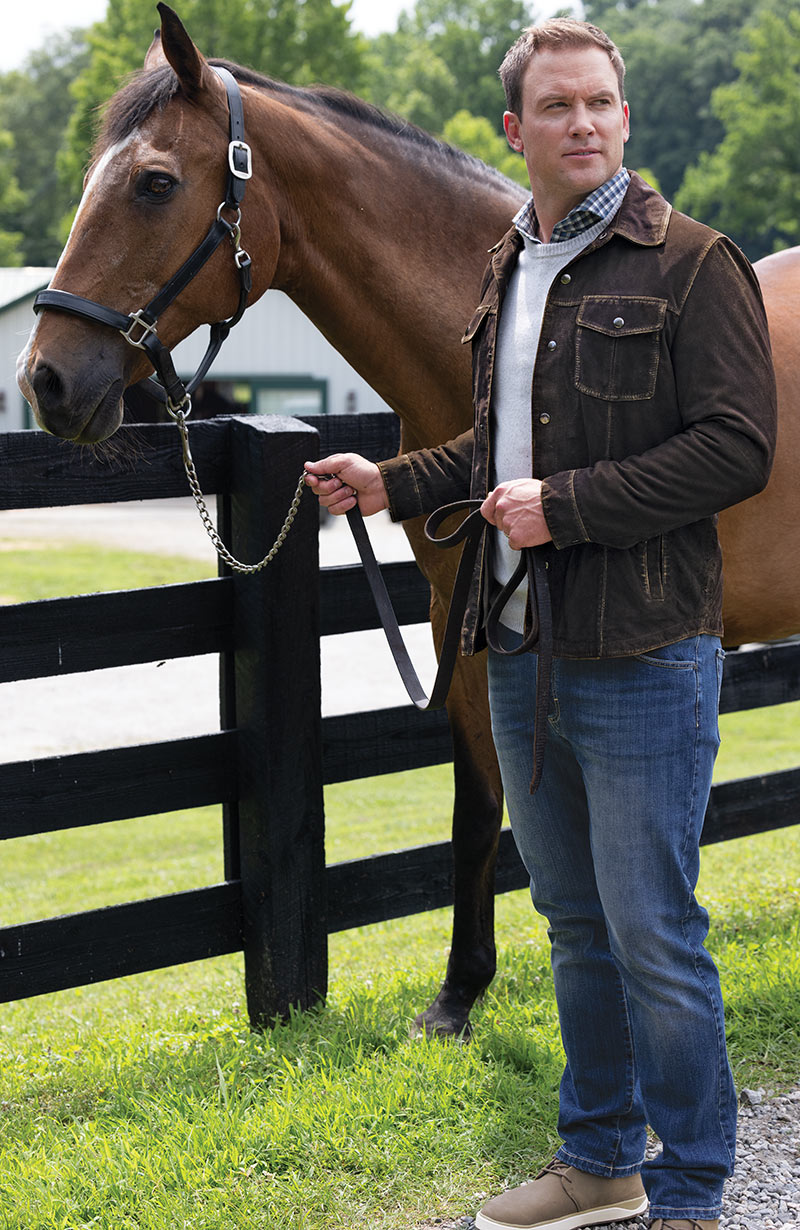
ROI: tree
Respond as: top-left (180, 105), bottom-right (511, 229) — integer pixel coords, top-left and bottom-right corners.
top-left (583, 0), bottom-right (756, 203)
top-left (361, 0), bottom-right (757, 199)
top-left (364, 0), bottom-right (535, 138)
top-left (0, 31), bottom-right (91, 266)
top-left (364, 37), bottom-right (459, 135)
top-left (676, 0), bottom-right (800, 257)
top-left (443, 110), bottom-right (530, 185)
top-left (0, 130), bottom-right (25, 266)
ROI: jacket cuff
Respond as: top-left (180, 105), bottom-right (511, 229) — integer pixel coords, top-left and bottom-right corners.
top-left (541, 471), bottom-right (591, 548)
top-left (377, 455), bottom-right (425, 522)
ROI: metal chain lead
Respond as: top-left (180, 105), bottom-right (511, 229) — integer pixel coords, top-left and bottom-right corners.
top-left (173, 406), bottom-right (307, 574)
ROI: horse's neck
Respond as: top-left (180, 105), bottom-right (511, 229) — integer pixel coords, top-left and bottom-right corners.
top-left (248, 90), bottom-right (525, 445)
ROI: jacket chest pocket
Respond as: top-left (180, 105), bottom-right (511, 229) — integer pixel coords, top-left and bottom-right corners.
top-left (574, 296), bottom-right (667, 401)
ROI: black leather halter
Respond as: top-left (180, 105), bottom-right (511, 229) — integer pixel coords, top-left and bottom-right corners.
top-left (33, 65), bottom-right (253, 417)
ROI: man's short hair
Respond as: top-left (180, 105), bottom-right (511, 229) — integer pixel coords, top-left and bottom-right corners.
top-left (499, 19), bottom-right (626, 117)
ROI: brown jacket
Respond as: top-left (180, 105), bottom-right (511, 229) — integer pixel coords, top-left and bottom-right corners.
top-left (379, 173), bottom-right (777, 658)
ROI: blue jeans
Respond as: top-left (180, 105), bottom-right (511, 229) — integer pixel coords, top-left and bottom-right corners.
top-left (487, 633), bottom-right (736, 1222)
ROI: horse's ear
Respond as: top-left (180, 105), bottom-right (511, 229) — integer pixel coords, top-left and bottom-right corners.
top-left (144, 29), bottom-right (168, 71)
top-left (154, 3), bottom-right (212, 100)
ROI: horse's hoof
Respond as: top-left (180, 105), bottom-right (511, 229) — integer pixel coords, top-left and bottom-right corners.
top-left (411, 1007), bottom-right (473, 1042)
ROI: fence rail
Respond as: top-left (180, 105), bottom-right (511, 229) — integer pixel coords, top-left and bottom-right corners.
top-left (1, 413), bottom-right (799, 1025)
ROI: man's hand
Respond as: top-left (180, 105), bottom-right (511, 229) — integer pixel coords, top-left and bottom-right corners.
top-left (304, 453), bottom-right (389, 517)
top-left (481, 478), bottom-right (552, 549)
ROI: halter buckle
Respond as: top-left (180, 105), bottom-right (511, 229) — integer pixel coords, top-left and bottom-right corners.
top-left (121, 309), bottom-right (159, 349)
top-left (228, 139), bottom-right (252, 181)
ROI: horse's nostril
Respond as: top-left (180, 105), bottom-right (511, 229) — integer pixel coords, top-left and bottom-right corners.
top-left (28, 357), bottom-right (125, 442)
top-left (31, 361), bottom-right (67, 411)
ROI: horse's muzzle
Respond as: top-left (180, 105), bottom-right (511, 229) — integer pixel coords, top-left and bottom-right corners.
top-left (24, 355), bottom-right (126, 443)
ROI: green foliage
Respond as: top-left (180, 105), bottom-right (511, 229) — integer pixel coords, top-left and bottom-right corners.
top-left (364, 34), bottom-right (459, 135)
top-left (0, 128), bottom-right (24, 266)
top-left (588, 0), bottom-right (756, 203)
top-left (676, 0), bottom-right (800, 257)
top-left (363, 0), bottom-right (535, 138)
top-left (631, 166), bottom-right (661, 193)
top-left (0, 32), bottom-right (91, 266)
top-left (443, 110), bottom-right (530, 186)
top-left (0, 941), bottom-right (562, 1228)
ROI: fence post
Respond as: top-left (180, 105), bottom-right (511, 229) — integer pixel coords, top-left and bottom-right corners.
top-left (220, 415), bottom-right (326, 1027)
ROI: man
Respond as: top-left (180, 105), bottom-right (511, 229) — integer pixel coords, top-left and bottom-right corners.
top-left (305, 19), bottom-right (776, 1230)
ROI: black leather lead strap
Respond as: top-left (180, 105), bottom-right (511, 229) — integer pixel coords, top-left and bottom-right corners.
top-left (346, 500), bottom-right (487, 711)
top-left (347, 499), bottom-right (552, 792)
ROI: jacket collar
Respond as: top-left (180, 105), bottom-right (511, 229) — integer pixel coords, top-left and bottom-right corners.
top-left (488, 172), bottom-right (671, 285)
top-left (609, 171), bottom-right (671, 246)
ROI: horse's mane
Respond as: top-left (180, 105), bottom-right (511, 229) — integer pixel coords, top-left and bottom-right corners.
top-left (97, 60), bottom-right (519, 192)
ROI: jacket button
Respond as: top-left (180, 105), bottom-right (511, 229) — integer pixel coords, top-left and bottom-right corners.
top-left (560, 273), bottom-right (571, 285)
top-left (613, 317), bottom-right (624, 329)
top-left (546, 340), bottom-right (557, 351)
top-left (539, 413), bottom-right (551, 425)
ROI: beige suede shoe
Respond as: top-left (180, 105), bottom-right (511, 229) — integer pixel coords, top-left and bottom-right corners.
top-left (475, 1157), bottom-right (649, 1230)
top-left (649, 1221), bottom-right (719, 1230)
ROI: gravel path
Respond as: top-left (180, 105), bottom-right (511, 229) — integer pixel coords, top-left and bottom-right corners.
top-left (415, 1085), bottom-right (800, 1229)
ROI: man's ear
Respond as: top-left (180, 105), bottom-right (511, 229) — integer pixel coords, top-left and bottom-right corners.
top-left (504, 111), bottom-right (524, 153)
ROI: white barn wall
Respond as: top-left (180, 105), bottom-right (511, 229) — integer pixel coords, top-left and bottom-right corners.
top-left (171, 288), bottom-right (392, 416)
top-left (1, 296), bottom-right (43, 432)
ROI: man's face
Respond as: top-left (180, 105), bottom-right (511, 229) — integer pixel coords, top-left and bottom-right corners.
top-left (503, 46), bottom-right (630, 225)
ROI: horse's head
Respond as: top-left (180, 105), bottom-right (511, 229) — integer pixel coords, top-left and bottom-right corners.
top-left (18, 4), bottom-right (278, 442)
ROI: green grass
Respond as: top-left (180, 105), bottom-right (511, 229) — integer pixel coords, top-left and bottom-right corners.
top-left (0, 539), bottom-right (213, 606)
top-left (1, 543), bottom-right (799, 1229)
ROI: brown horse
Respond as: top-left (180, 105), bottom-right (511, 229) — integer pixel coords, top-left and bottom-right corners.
top-left (17, 4), bottom-right (800, 1036)
top-left (716, 244), bottom-right (800, 646)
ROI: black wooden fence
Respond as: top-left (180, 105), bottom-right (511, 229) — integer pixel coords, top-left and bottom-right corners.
top-left (1, 412), bottom-right (799, 1027)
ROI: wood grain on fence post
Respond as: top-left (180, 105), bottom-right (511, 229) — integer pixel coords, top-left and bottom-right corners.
top-left (221, 416), bottom-right (326, 1027)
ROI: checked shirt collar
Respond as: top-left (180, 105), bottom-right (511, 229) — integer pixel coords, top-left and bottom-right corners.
top-left (514, 167), bottom-right (630, 244)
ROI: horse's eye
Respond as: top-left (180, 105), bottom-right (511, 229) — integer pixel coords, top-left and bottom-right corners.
top-left (139, 172), bottom-right (176, 200)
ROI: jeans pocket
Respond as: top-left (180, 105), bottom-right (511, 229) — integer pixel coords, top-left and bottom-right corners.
top-left (635, 636), bottom-right (699, 670)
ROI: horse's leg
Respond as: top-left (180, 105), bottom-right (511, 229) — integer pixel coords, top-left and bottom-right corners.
top-left (414, 589), bottom-right (505, 1039)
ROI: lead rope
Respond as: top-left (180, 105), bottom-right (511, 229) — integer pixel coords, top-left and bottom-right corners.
top-left (172, 405), bottom-right (306, 574)
top-left (173, 406), bottom-right (551, 790)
